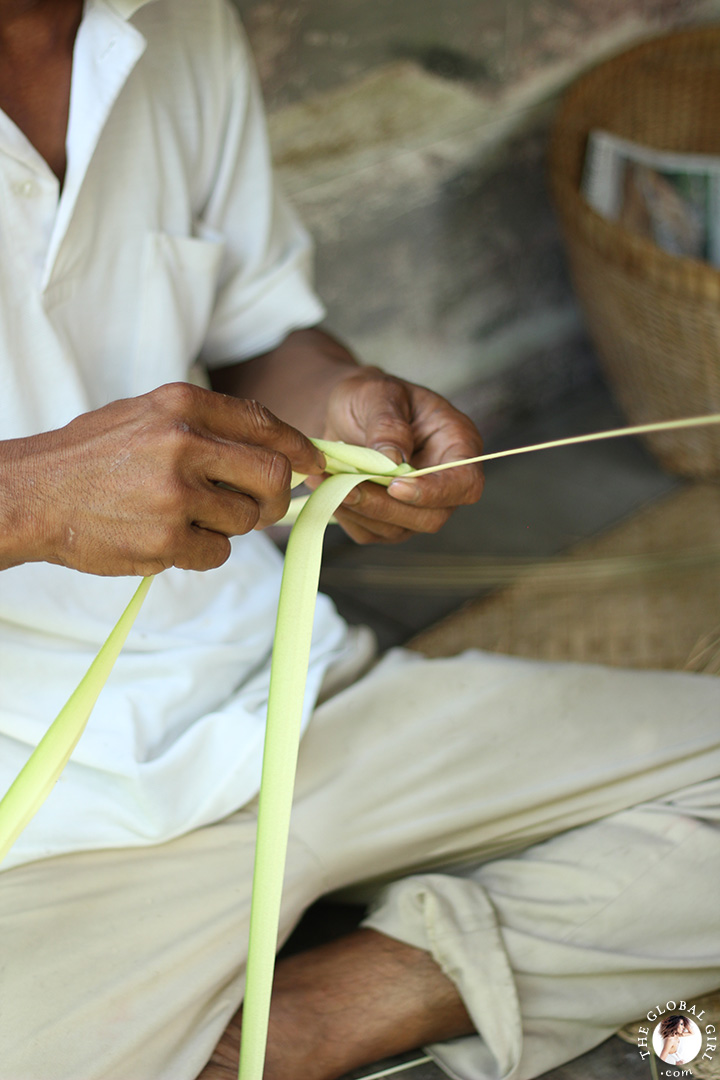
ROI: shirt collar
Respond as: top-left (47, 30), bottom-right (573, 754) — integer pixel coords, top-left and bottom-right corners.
top-left (41, 0), bottom-right (151, 287)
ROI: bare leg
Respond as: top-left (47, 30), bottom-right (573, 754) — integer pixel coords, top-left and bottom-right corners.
top-left (198, 928), bottom-right (474, 1080)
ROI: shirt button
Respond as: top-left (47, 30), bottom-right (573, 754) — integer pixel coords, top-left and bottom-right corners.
top-left (13, 180), bottom-right (38, 197)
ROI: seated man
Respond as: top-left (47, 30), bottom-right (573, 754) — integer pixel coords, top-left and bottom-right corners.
top-left (0, 3), bottom-right (718, 1079)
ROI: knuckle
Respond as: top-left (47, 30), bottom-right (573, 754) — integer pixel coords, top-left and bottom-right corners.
top-left (153, 474), bottom-right (187, 515)
top-left (203, 536), bottom-right (232, 570)
top-left (177, 532), bottom-right (231, 572)
top-left (161, 422), bottom-right (193, 462)
top-left (152, 381), bottom-right (200, 414)
top-left (260, 490), bottom-right (291, 526)
top-left (460, 470), bottom-right (485, 505)
top-left (120, 524), bottom-right (181, 573)
top-left (153, 520), bottom-right (183, 559)
top-left (371, 529), bottom-right (410, 548)
top-left (375, 404), bottom-right (408, 427)
top-left (366, 371), bottom-right (410, 407)
top-left (424, 509), bottom-right (452, 534)
top-left (131, 556), bottom-right (172, 576)
top-left (158, 425), bottom-right (205, 477)
top-left (373, 413), bottom-right (411, 445)
top-left (233, 495), bottom-right (261, 534)
top-left (141, 384), bottom-right (200, 432)
top-left (263, 450), bottom-right (292, 494)
top-left (245, 398), bottom-right (280, 433)
top-left (372, 521), bottom-right (407, 543)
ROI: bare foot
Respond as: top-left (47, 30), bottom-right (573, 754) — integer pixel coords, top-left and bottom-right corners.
top-left (197, 928), bottom-right (473, 1080)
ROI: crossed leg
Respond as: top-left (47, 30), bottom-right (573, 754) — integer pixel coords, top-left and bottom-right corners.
top-left (202, 779), bottom-right (720, 1080)
top-left (2, 651), bottom-right (719, 1080)
top-left (201, 929), bottom-right (473, 1080)
top-left (200, 651), bottom-right (720, 1080)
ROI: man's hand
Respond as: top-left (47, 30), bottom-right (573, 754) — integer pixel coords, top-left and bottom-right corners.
top-left (207, 329), bottom-right (484, 545)
top-left (0, 383), bottom-right (325, 576)
top-left (311, 367), bottom-right (484, 544)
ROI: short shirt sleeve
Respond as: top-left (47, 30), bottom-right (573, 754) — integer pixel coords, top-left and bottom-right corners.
top-left (197, 9), bottom-right (325, 366)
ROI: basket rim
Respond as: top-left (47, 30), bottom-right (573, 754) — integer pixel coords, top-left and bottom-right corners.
top-left (560, 24), bottom-right (720, 95)
top-left (549, 25), bottom-right (720, 301)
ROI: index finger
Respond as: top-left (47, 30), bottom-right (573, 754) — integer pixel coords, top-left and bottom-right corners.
top-left (165, 384), bottom-right (327, 476)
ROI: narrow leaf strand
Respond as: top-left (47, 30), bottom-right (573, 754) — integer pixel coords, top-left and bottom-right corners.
top-left (1, 410), bottom-right (719, 1079)
top-left (0, 576), bottom-right (153, 864)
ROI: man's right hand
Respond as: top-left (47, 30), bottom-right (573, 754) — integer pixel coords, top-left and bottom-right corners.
top-left (0, 383), bottom-right (326, 577)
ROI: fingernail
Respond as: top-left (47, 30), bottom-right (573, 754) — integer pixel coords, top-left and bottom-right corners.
top-left (374, 444), bottom-right (406, 466)
top-left (314, 448), bottom-right (327, 469)
top-left (389, 479), bottom-right (420, 504)
top-left (343, 488), bottom-right (362, 507)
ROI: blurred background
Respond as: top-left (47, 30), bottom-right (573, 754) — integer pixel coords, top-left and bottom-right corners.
top-left (227, 1), bottom-right (720, 653)
top-left (233, 0), bottom-right (720, 436)
top-left (232, 12), bottom-right (720, 1076)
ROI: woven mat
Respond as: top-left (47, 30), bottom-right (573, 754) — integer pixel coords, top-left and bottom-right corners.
top-left (409, 482), bottom-right (720, 1077)
top-left (409, 483), bottom-right (720, 673)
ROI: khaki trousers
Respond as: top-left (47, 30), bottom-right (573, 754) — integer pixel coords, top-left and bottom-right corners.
top-left (1, 649), bottom-right (719, 1080)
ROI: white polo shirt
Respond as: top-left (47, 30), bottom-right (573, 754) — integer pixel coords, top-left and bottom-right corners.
top-left (0, 0), bottom-right (351, 869)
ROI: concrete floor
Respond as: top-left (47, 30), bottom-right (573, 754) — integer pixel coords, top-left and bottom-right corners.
top-left (279, 372), bottom-right (682, 1080)
top-left (339, 1033), bottom-right (654, 1080)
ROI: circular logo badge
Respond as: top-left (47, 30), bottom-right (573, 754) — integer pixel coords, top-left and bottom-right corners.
top-left (636, 1000), bottom-right (717, 1073)
top-left (652, 1015), bottom-right (702, 1066)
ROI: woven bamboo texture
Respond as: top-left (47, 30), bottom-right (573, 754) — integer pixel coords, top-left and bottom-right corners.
top-left (549, 29), bottom-right (720, 477)
top-left (409, 482), bottom-right (720, 672)
top-left (410, 483), bottom-right (720, 1075)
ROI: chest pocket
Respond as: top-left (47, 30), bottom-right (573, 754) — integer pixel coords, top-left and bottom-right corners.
top-left (134, 230), bottom-right (225, 392)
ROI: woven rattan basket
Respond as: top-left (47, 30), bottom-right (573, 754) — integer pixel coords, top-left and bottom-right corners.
top-left (549, 27), bottom-right (720, 477)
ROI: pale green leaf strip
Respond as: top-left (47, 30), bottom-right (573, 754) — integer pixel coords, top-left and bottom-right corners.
top-left (310, 439), bottom-right (411, 476)
top-left (237, 412), bottom-right (720, 1079)
top-left (276, 493), bottom-right (311, 526)
top-left (0, 575), bottom-right (153, 864)
top-left (2, 412), bottom-right (719, 1067)
top-left (407, 412), bottom-right (720, 478)
top-left (278, 443), bottom-right (412, 525)
top-left (290, 470), bottom-right (309, 489)
top-left (283, 416), bottom-right (720, 525)
top-left (238, 471), bottom-right (372, 1080)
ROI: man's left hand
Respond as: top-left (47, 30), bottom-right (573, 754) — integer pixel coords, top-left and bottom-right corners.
top-left (310, 367), bottom-right (484, 544)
